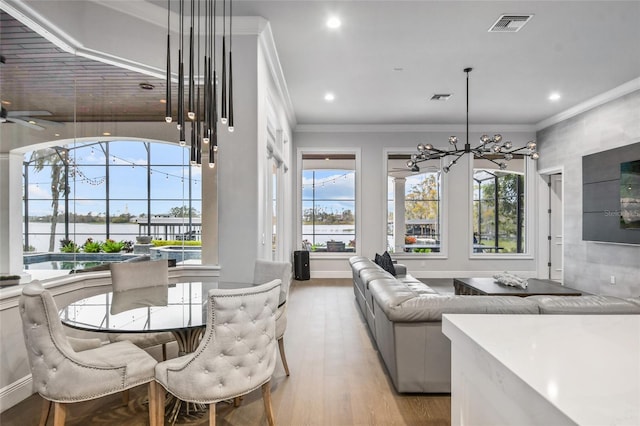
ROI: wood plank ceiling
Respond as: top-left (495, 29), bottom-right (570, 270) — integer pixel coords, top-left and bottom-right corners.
top-left (0, 11), bottom-right (171, 123)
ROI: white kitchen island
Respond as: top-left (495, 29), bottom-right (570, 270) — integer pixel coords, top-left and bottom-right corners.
top-left (442, 314), bottom-right (639, 426)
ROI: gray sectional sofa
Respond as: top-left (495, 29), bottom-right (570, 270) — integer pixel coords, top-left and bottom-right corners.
top-left (349, 256), bottom-right (640, 393)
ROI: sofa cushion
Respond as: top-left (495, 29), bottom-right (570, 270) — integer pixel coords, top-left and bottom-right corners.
top-left (527, 295), bottom-right (640, 314)
top-left (370, 282), bottom-right (539, 322)
top-left (368, 279), bottom-right (418, 308)
top-left (627, 297), bottom-right (640, 307)
top-left (360, 268), bottom-right (394, 288)
top-left (348, 256), bottom-right (371, 267)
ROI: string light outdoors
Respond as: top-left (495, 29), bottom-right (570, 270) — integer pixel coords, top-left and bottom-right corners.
top-left (301, 172), bottom-right (352, 188)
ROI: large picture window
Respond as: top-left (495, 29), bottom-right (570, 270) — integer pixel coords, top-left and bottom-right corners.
top-left (472, 155), bottom-right (526, 254)
top-left (301, 154), bottom-right (355, 253)
top-left (387, 154), bottom-right (441, 254)
top-left (23, 140), bottom-right (200, 255)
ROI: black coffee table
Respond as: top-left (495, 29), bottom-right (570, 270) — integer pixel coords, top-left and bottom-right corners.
top-left (453, 277), bottom-right (583, 297)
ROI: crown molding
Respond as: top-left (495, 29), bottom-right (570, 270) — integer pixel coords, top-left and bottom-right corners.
top-left (535, 77), bottom-right (640, 131)
top-left (1, 0), bottom-right (80, 53)
top-left (92, 0), bottom-right (267, 35)
top-left (258, 22), bottom-right (297, 128)
top-left (294, 123), bottom-right (536, 133)
top-left (2, 0), bottom-right (268, 80)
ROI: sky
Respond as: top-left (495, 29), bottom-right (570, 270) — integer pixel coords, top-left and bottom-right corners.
top-left (25, 140), bottom-right (202, 217)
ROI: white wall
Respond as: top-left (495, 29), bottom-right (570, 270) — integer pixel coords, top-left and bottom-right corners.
top-left (293, 126), bottom-right (540, 278)
top-left (536, 90), bottom-right (640, 297)
top-left (217, 29), bottom-right (294, 282)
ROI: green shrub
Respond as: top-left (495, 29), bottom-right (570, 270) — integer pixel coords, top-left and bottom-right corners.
top-left (102, 239), bottom-right (125, 253)
top-left (60, 239), bottom-right (80, 253)
top-left (82, 238), bottom-right (102, 253)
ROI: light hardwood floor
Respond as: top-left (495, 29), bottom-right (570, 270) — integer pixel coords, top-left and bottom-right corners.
top-left (1, 279), bottom-right (450, 425)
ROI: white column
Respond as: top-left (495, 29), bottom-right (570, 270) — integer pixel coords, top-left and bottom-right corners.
top-left (0, 152), bottom-right (29, 279)
top-left (393, 177), bottom-right (406, 253)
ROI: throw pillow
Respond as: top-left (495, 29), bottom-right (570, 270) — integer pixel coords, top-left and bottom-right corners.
top-left (374, 253), bottom-right (382, 266)
top-left (380, 251), bottom-right (397, 276)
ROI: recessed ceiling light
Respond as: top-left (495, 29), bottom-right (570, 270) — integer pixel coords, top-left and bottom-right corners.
top-left (393, 67), bottom-right (404, 72)
top-left (324, 92), bottom-right (335, 102)
top-left (1, 100), bottom-right (11, 105)
top-left (549, 92), bottom-right (561, 101)
top-left (102, 132), bottom-right (111, 136)
top-left (326, 16), bottom-right (341, 29)
top-left (160, 99), bottom-right (167, 104)
top-left (28, 120), bottom-right (37, 124)
top-left (139, 82), bottom-right (155, 90)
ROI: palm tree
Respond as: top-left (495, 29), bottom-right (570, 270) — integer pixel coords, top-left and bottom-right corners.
top-left (29, 147), bottom-right (69, 251)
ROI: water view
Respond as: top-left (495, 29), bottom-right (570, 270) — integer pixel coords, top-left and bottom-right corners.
top-left (25, 222), bottom-right (144, 253)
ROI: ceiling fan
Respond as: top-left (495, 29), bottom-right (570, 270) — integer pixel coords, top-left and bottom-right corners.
top-left (0, 107), bottom-right (62, 131)
top-left (389, 164), bottom-right (439, 176)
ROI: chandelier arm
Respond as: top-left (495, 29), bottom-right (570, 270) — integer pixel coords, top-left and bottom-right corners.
top-left (409, 66), bottom-right (538, 173)
top-left (506, 146), bottom-right (531, 155)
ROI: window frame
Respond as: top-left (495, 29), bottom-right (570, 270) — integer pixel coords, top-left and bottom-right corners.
top-left (297, 147), bottom-right (361, 258)
top-left (23, 140), bottom-right (200, 253)
top-left (469, 155), bottom-right (535, 259)
top-left (383, 148), bottom-right (448, 259)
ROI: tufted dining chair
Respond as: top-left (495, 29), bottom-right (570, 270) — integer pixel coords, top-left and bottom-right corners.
top-left (108, 259), bottom-right (175, 360)
top-left (154, 279), bottom-right (281, 426)
top-left (19, 281), bottom-right (160, 426)
top-left (253, 259), bottom-right (292, 376)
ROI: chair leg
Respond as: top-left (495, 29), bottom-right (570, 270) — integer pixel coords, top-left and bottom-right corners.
top-left (53, 402), bottom-right (67, 426)
top-left (278, 336), bottom-right (290, 376)
top-left (121, 389), bottom-right (130, 406)
top-left (162, 343), bottom-right (167, 361)
top-left (148, 382), bottom-right (159, 426)
top-left (209, 402), bottom-right (216, 426)
top-left (39, 398), bottom-right (51, 426)
top-left (261, 381), bottom-right (275, 426)
top-left (156, 382), bottom-right (166, 426)
top-left (234, 396), bottom-right (243, 407)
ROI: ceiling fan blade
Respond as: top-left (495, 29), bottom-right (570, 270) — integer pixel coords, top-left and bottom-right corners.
top-left (7, 110), bottom-right (52, 117)
top-left (15, 117), bottom-right (64, 127)
top-left (3, 117), bottom-right (45, 131)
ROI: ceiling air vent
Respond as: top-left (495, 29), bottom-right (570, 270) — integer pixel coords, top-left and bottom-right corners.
top-left (488, 14), bottom-right (533, 33)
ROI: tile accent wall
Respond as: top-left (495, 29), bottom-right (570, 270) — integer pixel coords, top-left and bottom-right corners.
top-left (537, 90), bottom-right (640, 297)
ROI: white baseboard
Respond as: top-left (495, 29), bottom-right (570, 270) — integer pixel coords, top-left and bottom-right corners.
top-left (0, 374), bottom-right (33, 413)
top-left (309, 271), bottom-right (351, 279)
top-left (304, 270), bottom-right (538, 280)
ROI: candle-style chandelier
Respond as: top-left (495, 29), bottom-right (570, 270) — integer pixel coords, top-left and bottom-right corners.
top-left (407, 67), bottom-right (539, 173)
top-left (164, 0), bottom-right (234, 169)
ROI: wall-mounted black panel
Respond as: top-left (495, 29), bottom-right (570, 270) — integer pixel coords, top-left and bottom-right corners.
top-left (582, 142), bottom-right (640, 244)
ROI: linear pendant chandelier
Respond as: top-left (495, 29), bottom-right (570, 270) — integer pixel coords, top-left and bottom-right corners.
top-left (164, 0), bottom-right (234, 169)
top-left (407, 67), bottom-right (539, 173)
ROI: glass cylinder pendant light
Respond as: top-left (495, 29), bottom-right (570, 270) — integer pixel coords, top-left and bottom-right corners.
top-left (165, 0), bottom-right (172, 123)
top-left (227, 0), bottom-right (234, 132)
top-left (220, 0), bottom-right (228, 125)
top-left (162, 0), bottom-right (234, 167)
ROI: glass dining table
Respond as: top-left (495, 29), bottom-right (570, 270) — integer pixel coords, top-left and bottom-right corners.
top-left (60, 280), bottom-right (251, 355)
